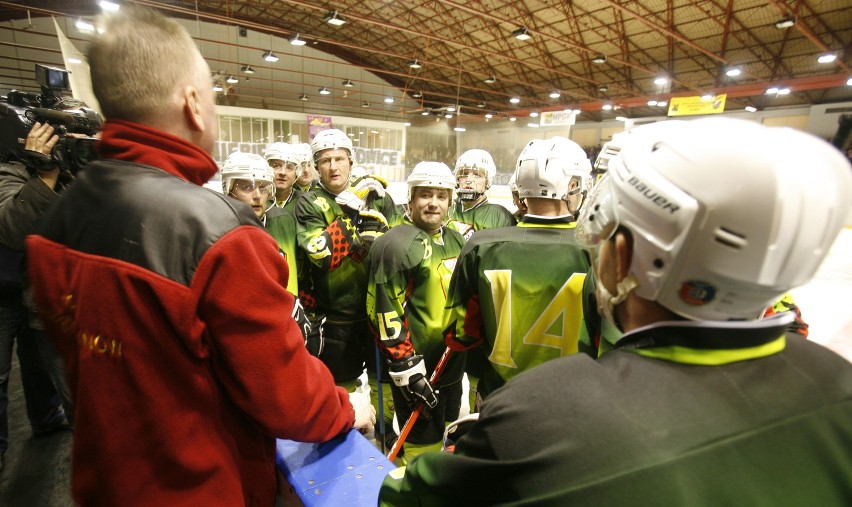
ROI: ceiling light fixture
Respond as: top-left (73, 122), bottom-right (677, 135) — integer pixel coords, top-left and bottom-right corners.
top-left (342, 79), bottom-right (355, 88)
top-left (299, 93), bottom-right (309, 101)
top-left (447, 106), bottom-right (456, 112)
top-left (591, 54), bottom-right (607, 64)
top-left (725, 67), bottom-right (741, 77)
top-left (454, 127), bottom-right (466, 132)
top-left (598, 84), bottom-right (609, 93)
top-left (847, 77), bottom-right (852, 86)
top-left (384, 97), bottom-right (394, 104)
top-left (289, 34), bottom-right (306, 46)
top-left (477, 102), bottom-right (485, 108)
top-left (602, 103), bottom-right (613, 111)
top-left (774, 16), bottom-right (796, 29)
top-left (324, 10), bottom-right (346, 26)
top-left (421, 109), bottom-right (431, 116)
top-left (226, 75), bottom-right (238, 84)
top-left (408, 59), bottom-right (423, 69)
top-left (527, 123), bottom-right (540, 128)
top-left (68, 57), bottom-right (82, 64)
top-left (99, 1), bottom-right (120, 12)
top-left (263, 50), bottom-right (279, 62)
top-left (549, 91), bottom-right (561, 99)
top-left (484, 75), bottom-right (497, 84)
top-left (75, 18), bottom-right (95, 32)
top-left (212, 83), bottom-right (223, 92)
top-left (509, 96), bottom-right (520, 104)
top-left (647, 100), bottom-right (658, 106)
top-left (404, 122), bottom-right (411, 127)
top-left (657, 100), bottom-right (668, 107)
top-left (745, 106), bottom-right (757, 112)
top-left (485, 113), bottom-right (493, 119)
top-left (529, 111), bottom-right (539, 117)
top-left (362, 102), bottom-right (370, 108)
top-left (509, 117), bottom-right (517, 122)
top-left (241, 65), bottom-right (255, 74)
top-left (701, 94), bottom-right (714, 102)
top-left (512, 27), bottom-right (532, 41)
top-left (654, 76), bottom-right (668, 85)
top-left (411, 90), bottom-right (423, 98)
top-left (318, 86), bottom-right (331, 95)
top-left (445, 113), bottom-right (453, 119)
top-left (818, 53), bottom-right (837, 64)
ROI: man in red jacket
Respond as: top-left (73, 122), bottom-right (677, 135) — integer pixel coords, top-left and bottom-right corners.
top-left (26, 6), bottom-right (373, 506)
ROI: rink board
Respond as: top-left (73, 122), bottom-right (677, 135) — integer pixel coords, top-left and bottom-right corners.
top-left (276, 430), bottom-right (393, 506)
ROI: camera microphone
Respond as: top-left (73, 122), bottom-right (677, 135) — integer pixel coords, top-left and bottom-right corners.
top-left (28, 107), bottom-right (78, 126)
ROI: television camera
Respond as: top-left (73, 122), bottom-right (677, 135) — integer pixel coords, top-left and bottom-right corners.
top-left (0, 64), bottom-right (102, 173)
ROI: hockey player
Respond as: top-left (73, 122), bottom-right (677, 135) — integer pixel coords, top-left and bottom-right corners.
top-left (295, 128), bottom-right (403, 388)
top-left (443, 137), bottom-right (592, 402)
top-left (447, 149), bottom-right (515, 240)
top-left (221, 152), bottom-right (277, 225)
top-left (507, 171), bottom-right (527, 220)
top-left (380, 117), bottom-right (852, 505)
top-left (366, 162), bottom-right (466, 461)
top-left (295, 142), bottom-right (319, 193)
top-left (264, 142), bottom-right (302, 209)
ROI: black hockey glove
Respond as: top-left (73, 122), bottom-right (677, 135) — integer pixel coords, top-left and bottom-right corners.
top-left (356, 208), bottom-right (389, 245)
top-left (388, 354), bottom-right (438, 412)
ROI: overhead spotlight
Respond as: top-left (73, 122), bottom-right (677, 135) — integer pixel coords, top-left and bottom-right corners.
top-left (241, 65), bottom-right (255, 74)
top-left (777, 87), bottom-right (790, 95)
top-left (765, 86), bottom-right (779, 94)
top-left (289, 34), bottom-right (306, 46)
top-left (512, 27), bottom-right (532, 41)
top-left (484, 75), bottom-right (497, 84)
top-left (384, 97), bottom-right (394, 104)
top-left (447, 106), bottom-right (456, 112)
top-left (818, 53), bottom-right (837, 64)
top-left (342, 79), bottom-right (355, 88)
top-left (745, 106), bottom-right (757, 112)
top-left (549, 91), bottom-right (561, 99)
top-left (263, 50), bottom-right (279, 62)
top-left (324, 10), bottom-right (346, 26)
top-left (318, 86), bottom-right (331, 95)
top-left (445, 113), bottom-right (453, 119)
top-left (299, 93), bottom-right (309, 101)
top-left (408, 59), bottom-right (423, 69)
top-left (226, 75), bottom-right (238, 84)
top-left (602, 103), bottom-right (613, 111)
top-left (774, 16), bottom-right (796, 29)
top-left (212, 83), bottom-right (224, 92)
top-left (484, 113), bottom-right (493, 119)
top-left (421, 109), bottom-right (431, 116)
top-left (411, 90), bottom-right (423, 98)
top-left (591, 54), bottom-right (607, 64)
top-left (654, 76), bottom-right (668, 85)
top-left (598, 84), bottom-right (609, 93)
top-left (361, 101), bottom-right (370, 108)
top-left (725, 67), bottom-right (741, 77)
top-left (477, 102), bottom-right (485, 108)
top-left (509, 96), bottom-right (520, 104)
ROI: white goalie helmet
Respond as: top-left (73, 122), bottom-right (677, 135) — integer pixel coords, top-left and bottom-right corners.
top-left (407, 161), bottom-right (456, 201)
top-left (576, 117), bottom-right (852, 321)
top-left (221, 152), bottom-right (274, 194)
top-left (454, 149), bottom-right (496, 187)
top-left (264, 142), bottom-right (303, 177)
top-left (515, 136), bottom-right (592, 200)
top-left (310, 129), bottom-right (353, 162)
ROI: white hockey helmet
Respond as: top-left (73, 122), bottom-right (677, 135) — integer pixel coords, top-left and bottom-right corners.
top-left (296, 143), bottom-right (314, 166)
top-left (407, 161), bottom-right (456, 201)
top-left (264, 142), bottom-right (303, 177)
top-left (508, 171), bottom-right (519, 193)
top-left (311, 129), bottom-right (353, 162)
top-left (454, 149), bottom-right (496, 187)
top-left (221, 152), bottom-right (274, 194)
top-left (576, 117), bottom-right (852, 321)
top-left (515, 136), bottom-right (592, 200)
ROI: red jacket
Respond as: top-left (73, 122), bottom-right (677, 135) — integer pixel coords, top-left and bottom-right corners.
top-left (27, 120), bottom-right (354, 506)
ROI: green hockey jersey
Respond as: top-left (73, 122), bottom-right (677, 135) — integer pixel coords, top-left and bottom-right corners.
top-left (366, 222), bottom-right (466, 386)
top-left (444, 214), bottom-right (590, 397)
top-left (447, 198), bottom-right (516, 241)
top-left (266, 193), bottom-right (301, 296)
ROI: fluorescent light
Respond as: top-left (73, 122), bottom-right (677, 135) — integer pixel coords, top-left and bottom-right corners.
top-left (745, 106), bottom-right (757, 112)
top-left (818, 54), bottom-right (836, 64)
top-left (263, 50), bottom-right (279, 62)
top-left (384, 97), bottom-right (394, 104)
top-left (512, 27), bottom-right (532, 41)
top-left (484, 75), bottom-right (497, 84)
top-left (591, 54), bottom-right (607, 64)
top-left (549, 91), bottom-right (561, 99)
top-left (289, 34), bottom-right (306, 46)
top-left (226, 75), bottom-right (238, 84)
top-left (654, 76), bottom-right (668, 85)
top-left (318, 86), bottom-right (331, 95)
top-left (324, 10), bottom-right (346, 26)
top-left (775, 16), bottom-right (796, 29)
top-left (342, 79), bottom-right (355, 88)
top-left (454, 127), bottom-right (466, 132)
top-left (241, 65), bottom-right (255, 74)
top-left (509, 96), bottom-right (520, 104)
top-left (408, 59), bottom-right (422, 69)
top-left (99, 1), bottom-right (120, 12)
top-left (726, 67), bottom-right (741, 77)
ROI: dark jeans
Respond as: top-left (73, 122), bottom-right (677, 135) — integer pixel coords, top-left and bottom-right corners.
top-left (0, 298), bottom-right (66, 455)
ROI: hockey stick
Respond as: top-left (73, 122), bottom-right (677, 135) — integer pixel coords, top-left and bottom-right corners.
top-left (387, 346), bottom-right (454, 462)
top-left (374, 343), bottom-right (386, 454)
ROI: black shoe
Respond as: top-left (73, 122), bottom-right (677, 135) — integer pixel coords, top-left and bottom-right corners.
top-left (33, 420), bottom-right (72, 437)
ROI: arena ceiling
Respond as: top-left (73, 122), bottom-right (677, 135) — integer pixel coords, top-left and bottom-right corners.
top-left (1, 0), bottom-right (850, 125)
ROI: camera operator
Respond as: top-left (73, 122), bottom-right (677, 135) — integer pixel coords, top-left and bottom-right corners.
top-left (0, 120), bottom-right (75, 470)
